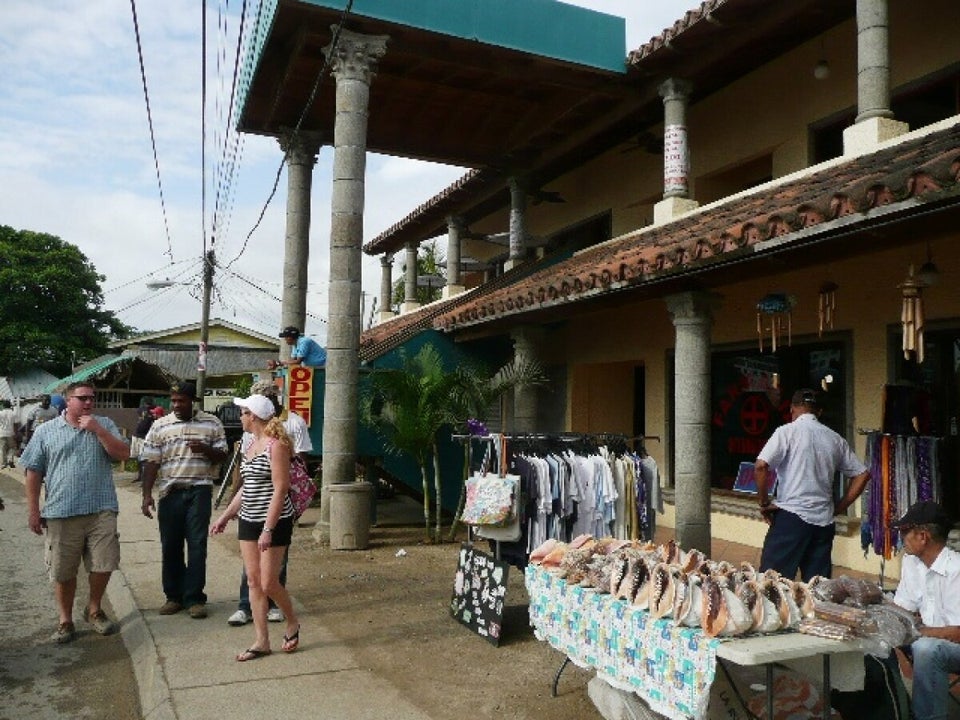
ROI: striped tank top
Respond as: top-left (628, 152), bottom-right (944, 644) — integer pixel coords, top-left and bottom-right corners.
top-left (238, 449), bottom-right (295, 523)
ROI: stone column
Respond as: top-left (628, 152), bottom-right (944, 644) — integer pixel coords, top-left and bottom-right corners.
top-left (511, 326), bottom-right (543, 433)
top-left (665, 291), bottom-right (720, 555)
top-left (376, 254), bottom-right (395, 324)
top-left (442, 215), bottom-right (465, 298)
top-left (654, 79), bottom-right (699, 226)
top-left (320, 28), bottom-right (387, 549)
top-left (504, 177), bottom-right (527, 271)
top-left (400, 242), bottom-right (420, 313)
top-left (843, 0), bottom-right (907, 154)
top-left (278, 131), bottom-right (321, 360)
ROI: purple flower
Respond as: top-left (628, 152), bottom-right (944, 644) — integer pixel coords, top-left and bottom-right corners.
top-left (466, 418), bottom-right (488, 436)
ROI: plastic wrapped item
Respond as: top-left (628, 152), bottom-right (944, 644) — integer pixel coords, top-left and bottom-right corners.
top-left (809, 577), bottom-right (848, 604)
top-left (859, 601), bottom-right (922, 657)
top-left (814, 601), bottom-right (878, 634)
top-left (798, 617), bottom-right (858, 641)
top-left (838, 576), bottom-right (883, 606)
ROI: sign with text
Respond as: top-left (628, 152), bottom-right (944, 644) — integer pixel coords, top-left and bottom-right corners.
top-left (450, 543), bottom-right (509, 646)
top-left (286, 365), bottom-right (314, 426)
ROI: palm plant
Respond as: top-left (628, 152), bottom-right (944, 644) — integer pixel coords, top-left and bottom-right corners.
top-left (362, 345), bottom-right (459, 541)
top-left (362, 344), bottom-right (546, 542)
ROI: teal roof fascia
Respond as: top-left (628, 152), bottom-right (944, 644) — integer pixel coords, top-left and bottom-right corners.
top-left (310, 0), bottom-right (626, 72)
top-left (235, 0), bottom-right (280, 130)
top-left (45, 356), bottom-right (130, 393)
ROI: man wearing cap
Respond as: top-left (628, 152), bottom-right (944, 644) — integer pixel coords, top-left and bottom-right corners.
top-left (140, 380), bottom-right (228, 618)
top-left (893, 500), bottom-right (960, 720)
top-left (754, 388), bottom-right (870, 580)
top-left (266, 326), bottom-right (326, 370)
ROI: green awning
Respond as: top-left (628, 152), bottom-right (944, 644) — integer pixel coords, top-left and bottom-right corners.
top-left (45, 356), bottom-right (131, 393)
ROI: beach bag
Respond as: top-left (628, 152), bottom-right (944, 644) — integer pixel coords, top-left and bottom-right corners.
top-left (475, 473), bottom-right (522, 542)
top-left (461, 473), bottom-right (517, 526)
top-left (288, 456), bottom-right (316, 517)
top-left (267, 438), bottom-right (316, 517)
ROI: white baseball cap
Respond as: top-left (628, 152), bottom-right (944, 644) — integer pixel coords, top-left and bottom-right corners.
top-left (234, 394), bottom-right (275, 420)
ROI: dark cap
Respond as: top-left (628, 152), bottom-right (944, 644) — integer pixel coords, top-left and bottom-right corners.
top-left (892, 501), bottom-right (952, 532)
top-left (791, 388), bottom-right (819, 407)
top-left (170, 380), bottom-right (197, 399)
top-left (279, 326), bottom-right (301, 338)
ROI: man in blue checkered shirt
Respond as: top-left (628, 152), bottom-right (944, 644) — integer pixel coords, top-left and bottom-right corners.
top-left (22, 381), bottom-right (130, 644)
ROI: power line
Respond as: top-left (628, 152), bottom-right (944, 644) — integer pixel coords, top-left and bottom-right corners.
top-left (128, 0), bottom-right (175, 262)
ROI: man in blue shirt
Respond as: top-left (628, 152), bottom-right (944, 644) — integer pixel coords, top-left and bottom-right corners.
top-left (267, 326), bottom-right (326, 370)
top-left (21, 382), bottom-right (130, 643)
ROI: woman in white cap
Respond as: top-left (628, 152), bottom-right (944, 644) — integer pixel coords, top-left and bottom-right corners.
top-left (210, 394), bottom-right (300, 661)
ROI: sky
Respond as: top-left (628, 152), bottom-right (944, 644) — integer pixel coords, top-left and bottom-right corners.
top-left (0, 0), bottom-right (690, 347)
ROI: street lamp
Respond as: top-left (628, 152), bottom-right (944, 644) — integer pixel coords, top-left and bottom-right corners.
top-left (145, 249), bottom-right (215, 401)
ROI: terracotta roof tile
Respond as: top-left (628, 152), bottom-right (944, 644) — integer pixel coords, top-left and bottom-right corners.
top-left (435, 123), bottom-right (960, 332)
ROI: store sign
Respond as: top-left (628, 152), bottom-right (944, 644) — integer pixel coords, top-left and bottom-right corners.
top-left (286, 366), bottom-right (314, 426)
top-left (450, 543), bottom-right (509, 646)
top-left (663, 124), bottom-right (689, 194)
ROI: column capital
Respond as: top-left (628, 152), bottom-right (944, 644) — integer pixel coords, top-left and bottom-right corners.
top-left (658, 78), bottom-right (693, 103)
top-left (278, 130), bottom-right (321, 166)
top-left (380, 254), bottom-right (393, 267)
top-left (665, 290), bottom-right (722, 324)
top-left (324, 28), bottom-right (388, 84)
top-left (446, 214), bottom-right (466, 231)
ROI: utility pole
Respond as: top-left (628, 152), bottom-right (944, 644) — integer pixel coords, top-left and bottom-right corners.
top-left (197, 248), bottom-right (215, 402)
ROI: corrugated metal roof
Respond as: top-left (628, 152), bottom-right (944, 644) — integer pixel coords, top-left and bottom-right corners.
top-left (0, 369), bottom-right (60, 401)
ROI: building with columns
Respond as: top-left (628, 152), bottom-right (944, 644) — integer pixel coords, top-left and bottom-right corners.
top-left (236, 0), bottom-right (960, 566)
top-left (357, 0), bottom-right (960, 573)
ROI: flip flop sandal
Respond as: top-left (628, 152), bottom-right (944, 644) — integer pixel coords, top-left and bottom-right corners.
top-left (236, 647), bottom-right (272, 662)
top-left (282, 626), bottom-right (300, 653)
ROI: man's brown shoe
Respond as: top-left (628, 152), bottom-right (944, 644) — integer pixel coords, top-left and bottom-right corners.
top-left (188, 604), bottom-right (208, 619)
top-left (159, 600), bottom-right (183, 615)
top-left (83, 608), bottom-right (118, 635)
top-left (52, 621), bottom-right (76, 644)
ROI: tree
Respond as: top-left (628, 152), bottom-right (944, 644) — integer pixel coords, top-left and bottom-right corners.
top-left (0, 226), bottom-right (131, 376)
top-left (391, 240), bottom-right (446, 308)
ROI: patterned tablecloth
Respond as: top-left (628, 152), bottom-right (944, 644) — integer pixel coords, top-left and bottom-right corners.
top-left (525, 565), bottom-right (720, 720)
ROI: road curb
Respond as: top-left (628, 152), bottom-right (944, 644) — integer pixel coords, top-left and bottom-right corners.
top-left (107, 567), bottom-right (178, 720)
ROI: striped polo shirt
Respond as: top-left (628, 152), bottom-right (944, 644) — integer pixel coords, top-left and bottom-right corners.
top-left (139, 409), bottom-right (227, 496)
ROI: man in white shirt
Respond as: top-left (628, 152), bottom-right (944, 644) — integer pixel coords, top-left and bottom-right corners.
top-left (754, 388), bottom-right (869, 580)
top-left (892, 501), bottom-right (960, 720)
top-left (0, 400), bottom-right (18, 468)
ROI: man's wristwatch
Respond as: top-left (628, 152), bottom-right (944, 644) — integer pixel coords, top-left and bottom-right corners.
top-left (758, 497), bottom-right (771, 508)
top-left (262, 527), bottom-right (273, 534)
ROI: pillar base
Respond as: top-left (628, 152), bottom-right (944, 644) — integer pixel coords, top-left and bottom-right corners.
top-left (843, 116), bottom-right (909, 157)
top-left (376, 310), bottom-right (396, 324)
top-left (400, 301), bottom-right (421, 314)
top-left (503, 258), bottom-right (524, 272)
top-left (328, 482), bottom-right (374, 550)
top-left (441, 284), bottom-right (465, 299)
top-left (653, 196), bottom-right (700, 226)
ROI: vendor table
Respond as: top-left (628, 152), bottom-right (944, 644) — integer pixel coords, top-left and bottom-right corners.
top-left (525, 565), bottom-right (864, 720)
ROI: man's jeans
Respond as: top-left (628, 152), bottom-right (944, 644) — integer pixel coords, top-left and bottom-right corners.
top-left (912, 636), bottom-right (960, 720)
top-left (238, 546), bottom-right (288, 613)
top-left (158, 486), bottom-right (211, 607)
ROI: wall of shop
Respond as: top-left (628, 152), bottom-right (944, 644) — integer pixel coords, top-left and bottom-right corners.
top-left (552, 230), bottom-right (959, 574)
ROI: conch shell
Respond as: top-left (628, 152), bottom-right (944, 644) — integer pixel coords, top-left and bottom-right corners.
top-left (701, 575), bottom-right (753, 637)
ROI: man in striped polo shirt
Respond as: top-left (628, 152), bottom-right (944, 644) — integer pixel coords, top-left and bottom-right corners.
top-left (140, 380), bottom-right (227, 619)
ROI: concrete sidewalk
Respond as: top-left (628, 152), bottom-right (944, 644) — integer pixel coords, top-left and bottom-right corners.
top-left (107, 474), bottom-right (432, 720)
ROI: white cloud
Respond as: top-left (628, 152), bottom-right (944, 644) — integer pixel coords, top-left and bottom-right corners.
top-left (0, 0), bottom-right (690, 339)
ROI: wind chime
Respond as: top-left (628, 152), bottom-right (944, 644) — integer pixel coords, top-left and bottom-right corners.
top-left (900, 265), bottom-right (925, 363)
top-left (756, 293), bottom-right (797, 353)
top-left (817, 281), bottom-right (838, 337)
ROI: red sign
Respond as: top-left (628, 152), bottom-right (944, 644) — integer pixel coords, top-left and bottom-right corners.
top-left (286, 366), bottom-right (314, 426)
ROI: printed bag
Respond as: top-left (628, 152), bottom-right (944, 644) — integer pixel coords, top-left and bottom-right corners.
top-left (461, 473), bottom-right (516, 526)
top-left (266, 438), bottom-right (316, 517)
top-left (288, 456), bottom-right (316, 518)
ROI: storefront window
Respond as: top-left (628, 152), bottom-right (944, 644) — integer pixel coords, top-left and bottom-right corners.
top-left (709, 341), bottom-right (847, 491)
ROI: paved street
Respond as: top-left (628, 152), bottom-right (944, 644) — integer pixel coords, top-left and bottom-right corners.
top-left (0, 470), bottom-right (140, 720)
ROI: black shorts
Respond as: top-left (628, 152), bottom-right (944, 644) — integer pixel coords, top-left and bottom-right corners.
top-left (238, 516), bottom-right (294, 546)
